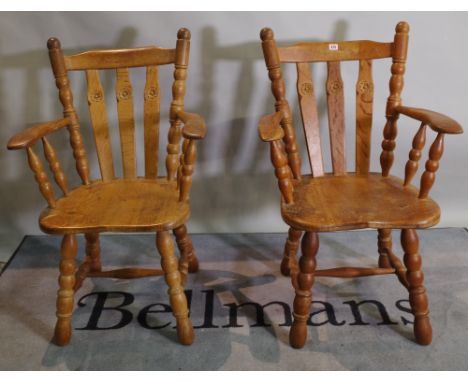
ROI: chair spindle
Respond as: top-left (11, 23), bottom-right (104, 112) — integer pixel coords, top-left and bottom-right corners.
top-left (179, 139), bottom-right (196, 202)
top-left (271, 139), bottom-right (294, 204)
top-left (27, 146), bottom-right (56, 208)
top-left (42, 137), bottom-right (69, 195)
top-left (419, 133), bottom-right (444, 198)
top-left (404, 123), bottom-right (427, 186)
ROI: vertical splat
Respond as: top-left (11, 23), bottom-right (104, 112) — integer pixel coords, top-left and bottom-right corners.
top-left (86, 69), bottom-right (115, 181)
top-left (296, 62), bottom-right (324, 177)
top-left (356, 59), bottom-right (374, 174)
top-left (326, 61), bottom-right (346, 175)
top-left (144, 65), bottom-right (160, 178)
top-left (115, 67), bottom-right (136, 179)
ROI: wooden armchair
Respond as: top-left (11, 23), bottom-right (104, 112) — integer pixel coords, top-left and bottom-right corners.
top-left (7, 28), bottom-right (205, 346)
top-left (259, 22), bottom-right (462, 349)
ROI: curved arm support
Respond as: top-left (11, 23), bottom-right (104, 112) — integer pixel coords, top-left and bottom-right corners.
top-left (395, 105), bottom-right (463, 135)
top-left (176, 111), bottom-right (206, 140)
top-left (7, 118), bottom-right (71, 150)
top-left (258, 111), bottom-right (284, 142)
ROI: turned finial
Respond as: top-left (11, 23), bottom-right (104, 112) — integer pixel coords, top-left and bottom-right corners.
top-left (396, 21), bottom-right (410, 33)
top-left (260, 27), bottom-right (274, 41)
top-left (47, 37), bottom-right (61, 50)
top-left (177, 28), bottom-right (191, 40)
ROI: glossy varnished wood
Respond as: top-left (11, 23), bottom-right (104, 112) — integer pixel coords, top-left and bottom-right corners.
top-left (259, 21), bottom-right (461, 349)
top-left (282, 173), bottom-right (440, 232)
top-left (65, 46), bottom-right (176, 70)
top-left (86, 69), bottom-right (115, 181)
top-left (7, 29), bottom-right (204, 346)
top-left (296, 62), bottom-right (324, 176)
top-left (326, 61), bottom-right (346, 175)
top-left (278, 40), bottom-right (393, 63)
top-left (144, 65), bottom-right (160, 178)
top-left (39, 178), bottom-right (190, 234)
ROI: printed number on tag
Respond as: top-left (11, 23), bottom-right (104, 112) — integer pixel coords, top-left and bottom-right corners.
top-left (328, 43), bottom-right (339, 51)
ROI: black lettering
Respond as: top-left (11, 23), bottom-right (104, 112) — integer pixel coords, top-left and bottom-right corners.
top-left (222, 301), bottom-right (292, 327)
top-left (76, 292), bottom-right (134, 330)
top-left (137, 303), bottom-right (172, 329)
top-left (194, 289), bottom-right (219, 328)
top-left (343, 299), bottom-right (398, 326)
top-left (308, 300), bottom-right (346, 326)
top-left (395, 299), bottom-right (413, 325)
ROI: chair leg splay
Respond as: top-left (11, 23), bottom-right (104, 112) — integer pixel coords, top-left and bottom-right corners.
top-left (290, 231), bottom-right (319, 349)
top-left (173, 224), bottom-right (199, 278)
top-left (281, 227), bottom-right (302, 276)
top-left (85, 232), bottom-right (102, 272)
top-left (54, 234), bottom-right (77, 346)
top-left (156, 231), bottom-right (194, 345)
top-left (401, 229), bottom-right (432, 345)
top-left (377, 228), bottom-right (392, 268)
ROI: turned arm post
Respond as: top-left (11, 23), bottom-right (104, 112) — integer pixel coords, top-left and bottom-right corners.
top-left (270, 139), bottom-right (294, 204)
top-left (166, 29), bottom-right (190, 181)
top-left (178, 138), bottom-right (196, 202)
top-left (380, 22), bottom-right (409, 176)
top-left (48, 37), bottom-right (90, 185)
top-left (419, 133), bottom-right (445, 199)
top-left (261, 28), bottom-right (301, 180)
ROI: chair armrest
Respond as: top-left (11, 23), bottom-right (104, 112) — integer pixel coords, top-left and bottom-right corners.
top-left (395, 106), bottom-right (463, 135)
top-left (258, 111), bottom-right (284, 141)
top-left (176, 111), bottom-right (206, 140)
top-left (7, 118), bottom-right (71, 150)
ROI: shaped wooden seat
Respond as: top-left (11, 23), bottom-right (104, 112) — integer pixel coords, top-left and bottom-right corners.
top-left (282, 173), bottom-right (440, 232)
top-left (259, 22), bottom-right (462, 349)
top-left (7, 28), bottom-right (204, 346)
top-left (39, 178), bottom-right (190, 234)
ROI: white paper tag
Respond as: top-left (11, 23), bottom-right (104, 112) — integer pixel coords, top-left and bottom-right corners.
top-left (328, 43), bottom-right (339, 51)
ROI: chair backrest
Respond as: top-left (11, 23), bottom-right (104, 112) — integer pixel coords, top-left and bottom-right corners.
top-left (47, 28), bottom-right (191, 185)
top-left (260, 22), bottom-right (409, 178)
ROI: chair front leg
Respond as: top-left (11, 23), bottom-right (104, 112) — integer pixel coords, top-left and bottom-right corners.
top-left (401, 228), bottom-right (432, 345)
top-left (377, 229), bottom-right (392, 268)
top-left (173, 224), bottom-right (199, 278)
top-left (290, 231), bottom-right (318, 349)
top-left (281, 227), bottom-right (302, 276)
top-left (55, 234), bottom-right (77, 346)
top-left (156, 231), bottom-right (194, 345)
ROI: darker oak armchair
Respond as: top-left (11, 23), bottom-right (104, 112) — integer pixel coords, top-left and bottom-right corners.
top-left (258, 22), bottom-right (462, 348)
top-left (7, 28), bottom-right (205, 346)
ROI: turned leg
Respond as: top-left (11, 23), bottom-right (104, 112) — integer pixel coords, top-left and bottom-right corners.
top-left (290, 231), bottom-right (318, 349)
top-left (401, 229), bottom-right (432, 345)
top-left (55, 234), bottom-right (77, 346)
top-left (377, 229), bottom-right (392, 268)
top-left (281, 227), bottom-right (302, 276)
top-left (173, 224), bottom-right (199, 280)
top-left (156, 231), bottom-right (194, 345)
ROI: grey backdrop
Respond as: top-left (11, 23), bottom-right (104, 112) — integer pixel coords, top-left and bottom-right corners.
top-left (1, 12), bottom-right (467, 260)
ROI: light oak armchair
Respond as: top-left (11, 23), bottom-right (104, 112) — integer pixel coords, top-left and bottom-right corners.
top-left (7, 28), bottom-right (205, 346)
top-left (258, 22), bottom-right (462, 348)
